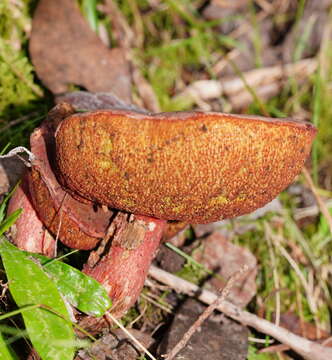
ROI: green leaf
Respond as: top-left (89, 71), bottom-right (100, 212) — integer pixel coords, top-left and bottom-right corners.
top-left (0, 238), bottom-right (75, 360)
top-left (0, 331), bottom-right (17, 360)
top-left (81, 0), bottom-right (98, 33)
top-left (0, 209), bottom-right (22, 236)
top-left (33, 254), bottom-right (112, 317)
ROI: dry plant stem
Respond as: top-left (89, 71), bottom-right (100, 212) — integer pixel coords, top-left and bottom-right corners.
top-left (0, 112), bottom-right (38, 132)
top-left (264, 222), bottom-right (281, 326)
top-left (294, 199), bottom-right (332, 220)
top-left (163, 266), bottom-right (249, 360)
top-left (105, 312), bottom-right (157, 360)
top-left (177, 58), bottom-right (317, 109)
top-left (302, 167), bottom-right (332, 235)
top-left (148, 265), bottom-right (332, 360)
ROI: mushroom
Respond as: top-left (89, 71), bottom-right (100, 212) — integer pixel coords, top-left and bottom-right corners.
top-left (8, 102), bottom-right (316, 320)
top-left (55, 109), bottom-right (316, 223)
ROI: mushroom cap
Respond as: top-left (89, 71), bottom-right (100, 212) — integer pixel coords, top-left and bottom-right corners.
top-left (55, 110), bottom-right (316, 223)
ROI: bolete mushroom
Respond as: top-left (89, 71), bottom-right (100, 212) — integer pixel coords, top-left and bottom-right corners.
top-left (8, 103), bottom-right (316, 320)
top-left (55, 109), bottom-right (316, 223)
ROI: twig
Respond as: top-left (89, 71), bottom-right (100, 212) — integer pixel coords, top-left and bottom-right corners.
top-left (0, 112), bottom-right (38, 133)
top-left (148, 265), bottom-right (332, 360)
top-left (105, 312), bottom-right (157, 360)
top-left (163, 266), bottom-right (248, 360)
top-left (294, 199), bottom-right (332, 220)
top-left (275, 238), bottom-right (318, 314)
top-left (140, 292), bottom-right (172, 314)
top-left (175, 58), bottom-right (317, 110)
top-left (302, 167), bottom-right (332, 235)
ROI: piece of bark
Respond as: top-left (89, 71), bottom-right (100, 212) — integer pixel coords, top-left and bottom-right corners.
top-left (29, 0), bottom-right (131, 102)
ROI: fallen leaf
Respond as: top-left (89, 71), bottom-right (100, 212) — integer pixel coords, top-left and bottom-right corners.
top-left (277, 312), bottom-right (330, 341)
top-left (29, 0), bottom-right (131, 102)
top-left (0, 157), bottom-right (27, 197)
top-left (192, 232), bottom-right (257, 308)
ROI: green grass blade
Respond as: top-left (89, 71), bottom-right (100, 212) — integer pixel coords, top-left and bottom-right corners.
top-left (312, 67), bottom-right (321, 185)
top-left (0, 209), bottom-right (22, 236)
top-left (0, 238), bottom-right (75, 360)
top-left (0, 331), bottom-right (18, 360)
top-left (0, 183), bottom-right (20, 223)
top-left (0, 143), bottom-right (11, 155)
top-left (81, 0), bottom-right (98, 33)
top-left (33, 254), bottom-right (112, 317)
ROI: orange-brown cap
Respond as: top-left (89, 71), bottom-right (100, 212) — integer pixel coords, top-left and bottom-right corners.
top-left (55, 110), bottom-right (316, 223)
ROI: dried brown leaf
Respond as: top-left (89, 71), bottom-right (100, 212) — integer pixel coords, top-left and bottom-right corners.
top-left (29, 0), bottom-right (131, 102)
top-left (192, 232), bottom-right (257, 307)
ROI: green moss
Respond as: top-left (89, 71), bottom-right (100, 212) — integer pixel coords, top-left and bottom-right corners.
top-left (0, 0), bottom-right (47, 148)
top-left (0, 1), bottom-right (42, 114)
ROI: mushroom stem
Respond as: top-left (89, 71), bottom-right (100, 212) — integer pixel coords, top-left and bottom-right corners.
top-left (7, 175), bottom-right (56, 257)
top-left (83, 212), bottom-right (166, 318)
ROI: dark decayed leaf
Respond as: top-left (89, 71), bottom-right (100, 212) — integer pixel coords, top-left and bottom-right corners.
top-left (33, 254), bottom-right (112, 317)
top-left (0, 238), bottom-right (75, 360)
top-left (158, 299), bottom-right (248, 360)
top-left (192, 232), bottom-right (257, 308)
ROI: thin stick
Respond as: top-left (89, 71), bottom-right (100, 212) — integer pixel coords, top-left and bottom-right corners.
top-left (105, 312), bottom-right (157, 360)
top-left (148, 265), bottom-right (332, 360)
top-left (163, 266), bottom-right (248, 360)
top-left (0, 112), bottom-right (38, 132)
top-left (302, 167), bottom-right (332, 235)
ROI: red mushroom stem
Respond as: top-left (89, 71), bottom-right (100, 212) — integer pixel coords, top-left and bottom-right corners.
top-left (83, 212), bottom-right (166, 318)
top-left (7, 175), bottom-right (56, 257)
